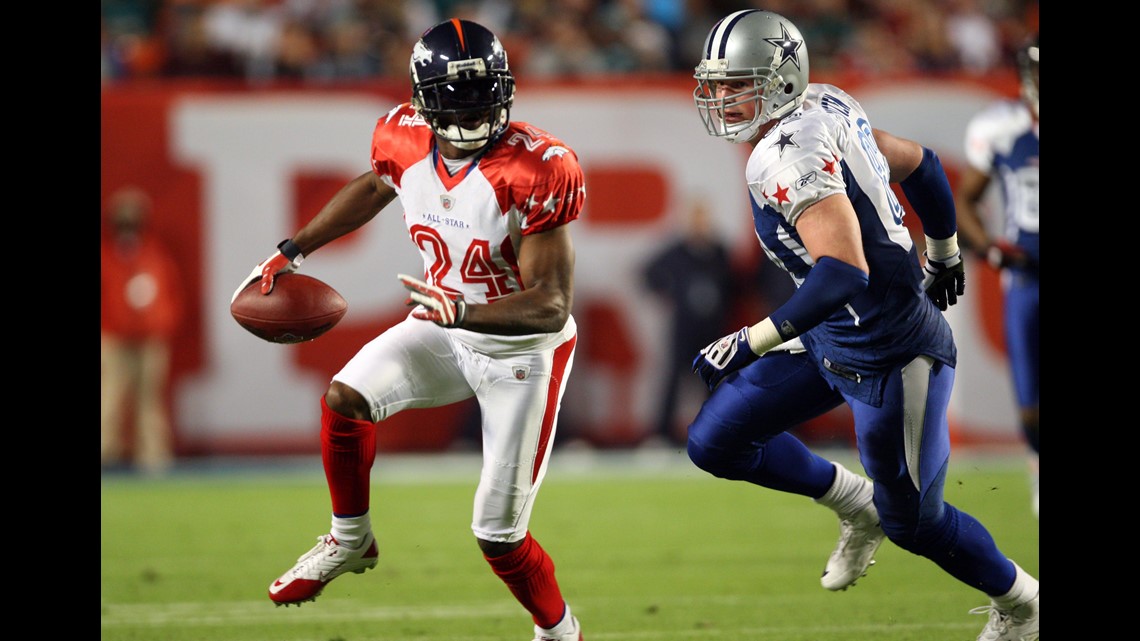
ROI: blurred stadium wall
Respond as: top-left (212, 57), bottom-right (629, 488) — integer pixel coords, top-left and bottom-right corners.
top-left (101, 72), bottom-right (1020, 457)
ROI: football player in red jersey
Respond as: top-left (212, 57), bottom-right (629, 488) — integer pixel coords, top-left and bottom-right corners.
top-left (233, 18), bottom-right (585, 641)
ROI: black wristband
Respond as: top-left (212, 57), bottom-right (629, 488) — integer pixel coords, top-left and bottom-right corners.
top-left (277, 238), bottom-right (304, 261)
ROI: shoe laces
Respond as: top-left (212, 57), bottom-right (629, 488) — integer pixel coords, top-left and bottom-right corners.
top-left (292, 535), bottom-right (340, 572)
top-left (970, 603), bottom-right (1030, 640)
top-left (834, 519), bottom-right (857, 551)
top-left (837, 515), bottom-right (877, 547)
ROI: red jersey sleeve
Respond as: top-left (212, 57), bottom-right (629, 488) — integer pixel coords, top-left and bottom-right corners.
top-left (483, 122), bottom-right (586, 235)
top-left (370, 103), bottom-right (435, 189)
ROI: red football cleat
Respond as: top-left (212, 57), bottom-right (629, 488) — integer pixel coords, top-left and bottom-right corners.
top-left (268, 531), bottom-right (378, 606)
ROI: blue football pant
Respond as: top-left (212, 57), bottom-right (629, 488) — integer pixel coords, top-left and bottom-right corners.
top-left (687, 351), bottom-right (1017, 596)
top-left (1004, 271), bottom-right (1040, 453)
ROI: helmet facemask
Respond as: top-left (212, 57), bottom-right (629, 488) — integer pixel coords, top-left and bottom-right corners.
top-left (413, 71), bottom-right (515, 150)
top-left (694, 67), bottom-right (799, 143)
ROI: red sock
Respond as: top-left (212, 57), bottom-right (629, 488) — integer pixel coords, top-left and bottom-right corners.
top-left (485, 532), bottom-right (566, 628)
top-left (320, 395), bottom-right (376, 516)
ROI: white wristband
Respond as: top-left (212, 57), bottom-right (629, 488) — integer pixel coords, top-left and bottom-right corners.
top-left (746, 318), bottom-right (784, 357)
top-left (925, 233), bottom-right (960, 262)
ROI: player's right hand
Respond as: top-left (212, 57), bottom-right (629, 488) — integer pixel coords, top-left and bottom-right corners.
top-left (985, 240), bottom-right (1030, 270)
top-left (398, 273), bottom-right (467, 327)
top-left (921, 250), bottom-right (965, 311)
top-left (230, 239), bottom-right (305, 303)
top-left (691, 327), bottom-right (760, 391)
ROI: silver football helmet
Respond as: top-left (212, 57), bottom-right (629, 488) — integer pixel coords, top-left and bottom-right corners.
top-left (1018, 34), bottom-right (1038, 118)
top-left (693, 10), bottom-right (810, 143)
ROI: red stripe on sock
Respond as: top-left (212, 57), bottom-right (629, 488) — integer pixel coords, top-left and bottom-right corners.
top-left (484, 532), bottom-right (566, 628)
top-left (320, 395), bottom-right (376, 516)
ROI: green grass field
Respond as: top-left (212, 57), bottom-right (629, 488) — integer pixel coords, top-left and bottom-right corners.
top-left (101, 448), bottom-right (1039, 641)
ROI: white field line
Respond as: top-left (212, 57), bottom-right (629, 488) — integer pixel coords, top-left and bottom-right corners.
top-left (101, 592), bottom-right (983, 637)
top-left (100, 600), bottom-right (521, 626)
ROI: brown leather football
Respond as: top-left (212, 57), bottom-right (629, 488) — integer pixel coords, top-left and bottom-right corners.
top-left (230, 273), bottom-right (347, 344)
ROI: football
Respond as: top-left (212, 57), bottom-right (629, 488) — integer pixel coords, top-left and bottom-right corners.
top-left (230, 273), bottom-right (347, 344)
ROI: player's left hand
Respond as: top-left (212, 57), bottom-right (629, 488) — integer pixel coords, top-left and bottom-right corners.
top-left (398, 273), bottom-right (467, 328)
top-left (921, 251), bottom-right (965, 311)
top-left (692, 327), bottom-right (760, 391)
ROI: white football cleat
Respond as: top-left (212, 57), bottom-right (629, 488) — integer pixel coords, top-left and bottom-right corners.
top-left (820, 499), bottom-right (885, 591)
top-left (268, 531), bottom-right (378, 606)
top-left (971, 591), bottom-right (1039, 641)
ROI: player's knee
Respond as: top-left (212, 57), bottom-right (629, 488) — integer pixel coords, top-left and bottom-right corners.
top-left (880, 520), bottom-right (918, 553)
top-left (325, 381), bottom-right (371, 421)
top-left (687, 430), bottom-right (747, 480)
top-left (880, 504), bottom-right (956, 557)
top-left (686, 425), bottom-right (721, 474)
top-left (686, 436), bottom-right (713, 473)
top-left (478, 537), bottom-right (522, 559)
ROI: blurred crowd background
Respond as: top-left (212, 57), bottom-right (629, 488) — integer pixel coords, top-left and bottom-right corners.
top-left (102, 0), bottom-right (1039, 85)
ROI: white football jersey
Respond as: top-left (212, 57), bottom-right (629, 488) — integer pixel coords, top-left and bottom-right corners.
top-left (747, 84), bottom-right (910, 240)
top-left (963, 99), bottom-right (1040, 237)
top-left (740, 82), bottom-right (955, 386)
top-left (370, 103), bottom-right (585, 353)
top-left (334, 105), bottom-right (584, 540)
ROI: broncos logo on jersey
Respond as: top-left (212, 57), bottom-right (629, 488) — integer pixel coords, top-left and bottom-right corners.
top-left (542, 146), bottom-right (569, 162)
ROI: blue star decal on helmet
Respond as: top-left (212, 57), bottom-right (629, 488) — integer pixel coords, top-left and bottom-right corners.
top-left (764, 24), bottom-right (803, 69)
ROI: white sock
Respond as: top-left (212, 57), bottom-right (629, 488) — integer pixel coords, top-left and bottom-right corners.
top-left (539, 604), bottom-right (573, 635)
top-left (331, 512), bottom-right (371, 549)
top-left (993, 561), bottom-right (1038, 609)
top-left (814, 462), bottom-right (874, 519)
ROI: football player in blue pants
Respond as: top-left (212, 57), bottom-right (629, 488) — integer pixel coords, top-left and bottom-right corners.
top-left (955, 34), bottom-right (1040, 519)
top-left (687, 10), bottom-right (1038, 641)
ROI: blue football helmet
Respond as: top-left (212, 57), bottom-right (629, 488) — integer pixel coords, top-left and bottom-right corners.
top-left (410, 19), bottom-right (515, 150)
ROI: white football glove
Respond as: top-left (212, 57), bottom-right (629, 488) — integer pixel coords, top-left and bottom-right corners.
top-left (397, 273), bottom-right (467, 328)
top-left (231, 239), bottom-right (305, 303)
top-left (691, 327), bottom-right (760, 391)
